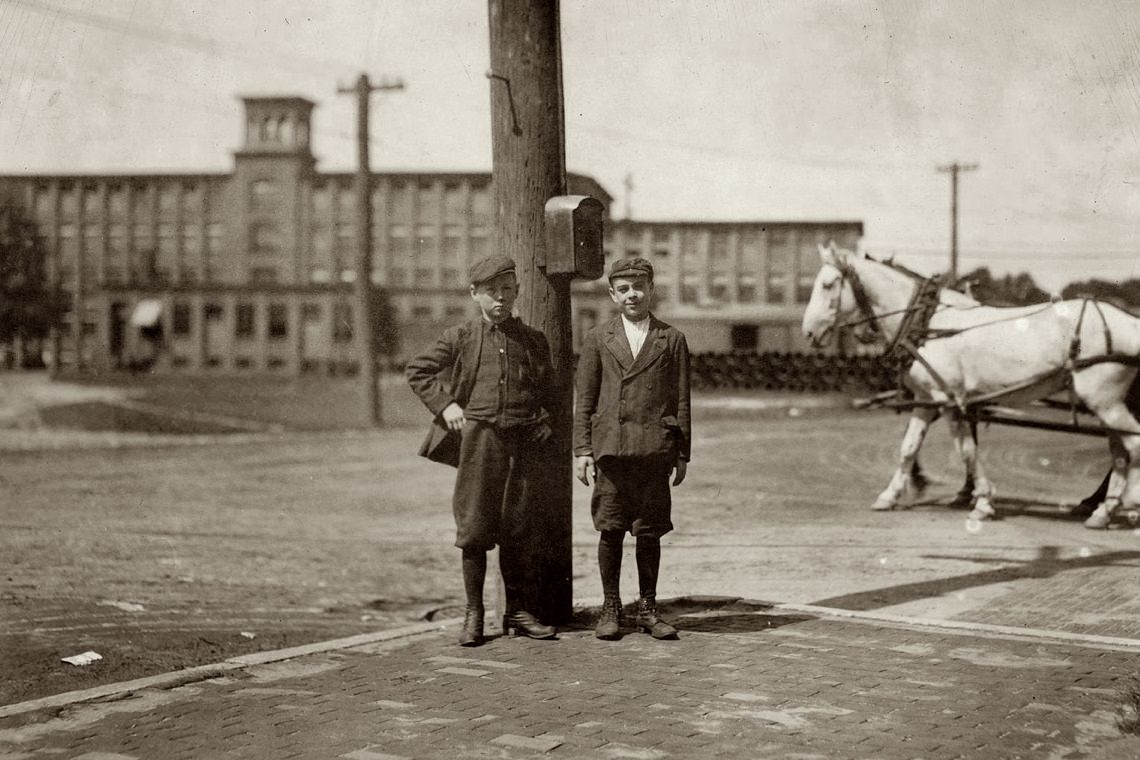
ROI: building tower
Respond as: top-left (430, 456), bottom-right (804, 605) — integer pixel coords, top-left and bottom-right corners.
top-left (227, 96), bottom-right (317, 286)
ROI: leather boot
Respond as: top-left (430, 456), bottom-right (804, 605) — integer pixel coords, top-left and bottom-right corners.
top-left (636, 597), bottom-right (678, 640)
top-left (594, 596), bottom-right (622, 640)
top-left (458, 605), bottom-right (484, 647)
top-left (502, 610), bottom-right (556, 639)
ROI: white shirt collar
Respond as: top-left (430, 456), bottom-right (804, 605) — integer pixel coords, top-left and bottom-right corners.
top-left (620, 314), bottom-right (650, 357)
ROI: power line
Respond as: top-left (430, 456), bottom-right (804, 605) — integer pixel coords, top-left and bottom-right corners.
top-left (10, 0), bottom-right (365, 79)
top-left (572, 121), bottom-right (929, 171)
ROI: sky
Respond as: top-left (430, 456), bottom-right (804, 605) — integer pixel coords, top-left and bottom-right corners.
top-left (2, 0), bottom-right (1140, 293)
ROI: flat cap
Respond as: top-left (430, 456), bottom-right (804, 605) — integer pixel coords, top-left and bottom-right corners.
top-left (608, 256), bottom-right (654, 282)
top-left (468, 255), bottom-right (516, 285)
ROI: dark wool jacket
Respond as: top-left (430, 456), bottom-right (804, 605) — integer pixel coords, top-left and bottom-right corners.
top-left (573, 314), bottom-right (691, 463)
top-left (405, 317), bottom-right (555, 467)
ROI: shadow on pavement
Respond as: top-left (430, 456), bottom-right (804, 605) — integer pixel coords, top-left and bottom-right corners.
top-left (813, 545), bottom-right (1140, 612)
top-left (567, 596), bottom-right (817, 636)
top-left (673, 611), bottom-right (815, 633)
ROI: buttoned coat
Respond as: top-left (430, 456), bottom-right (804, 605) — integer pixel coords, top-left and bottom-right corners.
top-left (573, 314), bottom-right (691, 462)
top-left (405, 317), bottom-right (554, 467)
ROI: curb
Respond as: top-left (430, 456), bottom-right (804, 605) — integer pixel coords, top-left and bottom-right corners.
top-left (772, 602), bottom-right (1140, 653)
top-left (0, 619), bottom-right (453, 720)
top-left (7, 596), bottom-right (1140, 721)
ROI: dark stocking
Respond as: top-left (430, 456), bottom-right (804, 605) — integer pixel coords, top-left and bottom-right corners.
top-left (461, 548), bottom-right (487, 609)
top-left (635, 535), bottom-right (661, 601)
top-left (598, 530), bottom-right (625, 599)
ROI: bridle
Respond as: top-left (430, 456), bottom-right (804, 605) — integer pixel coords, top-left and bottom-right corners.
top-left (824, 258), bottom-right (884, 344)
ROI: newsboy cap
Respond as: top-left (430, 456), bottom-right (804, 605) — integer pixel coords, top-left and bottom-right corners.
top-left (467, 255), bottom-right (516, 285)
top-left (608, 256), bottom-right (654, 282)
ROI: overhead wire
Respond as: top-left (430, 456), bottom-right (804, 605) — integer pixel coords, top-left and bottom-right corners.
top-left (6, 1), bottom-right (1140, 271)
top-left (9, 0), bottom-right (368, 79)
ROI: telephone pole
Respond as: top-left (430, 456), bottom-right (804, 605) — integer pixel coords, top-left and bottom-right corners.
top-left (487, 0), bottom-right (573, 624)
top-left (936, 161), bottom-right (977, 283)
top-left (338, 72), bottom-right (404, 427)
top-left (623, 172), bottom-right (634, 220)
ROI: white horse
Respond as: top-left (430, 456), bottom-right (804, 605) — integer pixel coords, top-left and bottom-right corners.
top-left (801, 243), bottom-right (1140, 529)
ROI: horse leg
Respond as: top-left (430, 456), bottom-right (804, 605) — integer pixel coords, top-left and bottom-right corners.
top-left (1075, 364), bottom-right (1140, 529)
top-left (1084, 433), bottom-right (1131, 529)
top-left (909, 458), bottom-right (929, 497)
top-left (949, 413), bottom-right (997, 520)
top-left (951, 418), bottom-right (978, 508)
top-left (873, 408), bottom-right (937, 511)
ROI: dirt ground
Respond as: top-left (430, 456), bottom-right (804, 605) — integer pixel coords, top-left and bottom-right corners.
top-left (2, 375), bottom-right (1136, 708)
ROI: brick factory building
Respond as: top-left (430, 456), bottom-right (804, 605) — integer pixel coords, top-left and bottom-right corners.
top-left (0, 95), bottom-right (861, 373)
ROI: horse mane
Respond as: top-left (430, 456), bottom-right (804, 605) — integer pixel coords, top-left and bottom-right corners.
top-left (843, 248), bottom-right (980, 307)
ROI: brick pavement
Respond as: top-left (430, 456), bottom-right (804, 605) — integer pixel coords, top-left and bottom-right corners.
top-left (2, 601), bottom-right (1139, 760)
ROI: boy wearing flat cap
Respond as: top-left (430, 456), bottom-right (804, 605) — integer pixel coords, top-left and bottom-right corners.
top-left (573, 257), bottom-right (691, 640)
top-left (406, 255), bottom-right (558, 646)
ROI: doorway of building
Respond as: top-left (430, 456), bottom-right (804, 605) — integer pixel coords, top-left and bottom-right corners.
top-left (730, 324), bottom-right (759, 352)
top-left (109, 302), bottom-right (127, 369)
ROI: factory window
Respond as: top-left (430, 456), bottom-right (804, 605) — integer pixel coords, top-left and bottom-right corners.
top-left (250, 223), bottom-right (279, 255)
top-left (172, 302), bottom-right (191, 336)
top-left (335, 222), bottom-right (354, 253)
top-left (267, 303), bottom-right (288, 339)
top-left (443, 182), bottom-right (465, 221)
top-left (249, 179), bottom-right (278, 212)
top-left (206, 223), bottom-right (223, 256)
top-left (469, 227), bottom-right (489, 260)
top-left (82, 187), bottom-right (101, 217)
top-left (415, 224), bottom-right (435, 257)
top-left (738, 278), bottom-right (757, 303)
top-left (333, 303), bottom-right (353, 342)
top-left (108, 224), bottom-right (127, 258)
top-left (235, 302), bottom-right (256, 338)
top-left (250, 267), bottom-right (278, 284)
top-left (158, 185), bottom-right (177, 213)
top-left (108, 184), bottom-right (127, 215)
top-left (441, 225), bottom-right (463, 261)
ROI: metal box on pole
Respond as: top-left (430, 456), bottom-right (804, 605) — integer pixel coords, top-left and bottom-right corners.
top-left (542, 195), bottom-right (605, 279)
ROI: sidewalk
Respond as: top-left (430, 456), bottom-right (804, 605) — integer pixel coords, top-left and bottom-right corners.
top-left (2, 598), bottom-right (1139, 760)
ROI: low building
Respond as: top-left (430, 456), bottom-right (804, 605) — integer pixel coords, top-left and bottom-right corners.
top-left (595, 219), bottom-right (863, 353)
top-left (0, 94), bottom-right (861, 373)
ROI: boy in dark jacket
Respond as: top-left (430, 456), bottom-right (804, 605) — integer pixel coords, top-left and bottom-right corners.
top-left (573, 257), bottom-right (691, 640)
top-left (406, 255), bottom-right (557, 646)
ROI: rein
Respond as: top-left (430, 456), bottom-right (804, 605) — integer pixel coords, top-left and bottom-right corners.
top-left (830, 258), bottom-right (950, 384)
top-left (830, 259), bottom-right (1140, 418)
top-left (831, 258), bottom-right (883, 339)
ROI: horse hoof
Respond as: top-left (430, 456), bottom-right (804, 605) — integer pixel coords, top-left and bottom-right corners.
top-left (968, 500), bottom-right (996, 522)
top-left (1084, 509), bottom-right (1111, 530)
top-left (871, 499), bottom-right (896, 512)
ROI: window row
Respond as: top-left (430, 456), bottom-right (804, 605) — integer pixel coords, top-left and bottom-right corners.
top-left (169, 301), bottom-right (355, 342)
top-left (308, 180), bottom-right (491, 222)
top-left (53, 223), bottom-right (224, 255)
top-left (35, 183), bottom-right (213, 218)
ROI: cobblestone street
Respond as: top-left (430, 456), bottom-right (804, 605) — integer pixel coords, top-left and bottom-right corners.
top-left (3, 389), bottom-right (1140, 757)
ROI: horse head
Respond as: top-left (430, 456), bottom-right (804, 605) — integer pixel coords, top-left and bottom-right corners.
top-left (801, 242), bottom-right (879, 348)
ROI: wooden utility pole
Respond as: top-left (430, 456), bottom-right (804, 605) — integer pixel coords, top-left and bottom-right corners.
top-left (487, 0), bottom-right (573, 624)
top-left (937, 161), bottom-right (978, 283)
top-left (339, 73), bottom-right (403, 426)
top-left (623, 173), bottom-right (634, 220)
